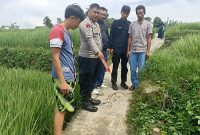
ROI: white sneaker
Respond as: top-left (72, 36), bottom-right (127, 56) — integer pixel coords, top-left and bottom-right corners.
top-left (92, 89), bottom-right (99, 95)
top-left (100, 84), bottom-right (107, 88)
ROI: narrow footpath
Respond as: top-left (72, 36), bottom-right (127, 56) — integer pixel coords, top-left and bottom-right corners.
top-left (63, 36), bottom-right (164, 135)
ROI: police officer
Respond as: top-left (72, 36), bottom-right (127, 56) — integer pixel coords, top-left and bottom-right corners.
top-left (78, 3), bottom-right (104, 112)
top-left (110, 5), bottom-right (131, 90)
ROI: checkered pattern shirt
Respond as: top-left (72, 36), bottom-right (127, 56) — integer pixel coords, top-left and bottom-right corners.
top-left (128, 20), bottom-right (152, 53)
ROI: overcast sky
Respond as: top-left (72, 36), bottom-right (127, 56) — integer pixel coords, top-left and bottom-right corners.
top-left (0, 0), bottom-right (200, 28)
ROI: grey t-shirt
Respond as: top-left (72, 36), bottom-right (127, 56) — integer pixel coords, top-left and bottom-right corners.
top-left (128, 20), bottom-right (152, 53)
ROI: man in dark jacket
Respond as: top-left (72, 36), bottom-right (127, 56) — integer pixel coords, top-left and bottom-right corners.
top-left (92, 7), bottom-right (110, 94)
top-left (110, 5), bottom-right (131, 90)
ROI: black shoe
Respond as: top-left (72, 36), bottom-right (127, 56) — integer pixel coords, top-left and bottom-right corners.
top-left (90, 98), bottom-right (101, 106)
top-left (121, 82), bottom-right (128, 89)
top-left (129, 85), bottom-right (135, 91)
top-left (112, 83), bottom-right (119, 90)
top-left (82, 101), bottom-right (98, 112)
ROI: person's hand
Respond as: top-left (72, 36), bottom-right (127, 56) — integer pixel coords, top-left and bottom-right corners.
top-left (107, 48), bottom-right (110, 54)
top-left (97, 51), bottom-right (104, 61)
top-left (110, 49), bottom-right (113, 55)
top-left (127, 51), bottom-right (131, 58)
top-left (59, 81), bottom-right (70, 94)
top-left (146, 51), bottom-right (150, 60)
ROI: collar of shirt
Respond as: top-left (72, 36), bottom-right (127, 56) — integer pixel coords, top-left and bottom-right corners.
top-left (119, 18), bottom-right (127, 22)
top-left (137, 19), bottom-right (145, 25)
top-left (98, 20), bottom-right (104, 24)
top-left (86, 17), bottom-right (98, 27)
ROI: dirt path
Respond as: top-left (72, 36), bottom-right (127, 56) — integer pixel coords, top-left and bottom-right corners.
top-left (63, 36), bottom-right (164, 135)
top-left (150, 35), bottom-right (164, 53)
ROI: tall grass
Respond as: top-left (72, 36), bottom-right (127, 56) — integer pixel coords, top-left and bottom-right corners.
top-left (170, 23), bottom-right (200, 30)
top-left (0, 27), bottom-right (82, 135)
top-left (0, 28), bottom-right (50, 49)
top-left (0, 66), bottom-right (82, 135)
top-left (127, 34), bottom-right (200, 134)
top-left (146, 34), bottom-right (200, 84)
top-left (165, 22), bottom-right (200, 31)
top-left (171, 34), bottom-right (200, 59)
top-left (0, 28), bottom-right (81, 51)
top-left (70, 29), bottom-right (81, 55)
top-left (165, 23), bottom-right (200, 45)
top-left (0, 67), bottom-right (54, 135)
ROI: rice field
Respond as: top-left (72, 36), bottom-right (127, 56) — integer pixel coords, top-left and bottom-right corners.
top-left (0, 27), bottom-right (81, 135)
top-left (0, 67), bottom-right (54, 135)
top-left (0, 28), bottom-right (80, 50)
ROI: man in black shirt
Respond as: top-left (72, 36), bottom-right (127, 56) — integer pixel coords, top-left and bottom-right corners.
top-left (93, 7), bottom-right (110, 94)
top-left (110, 5), bottom-right (131, 90)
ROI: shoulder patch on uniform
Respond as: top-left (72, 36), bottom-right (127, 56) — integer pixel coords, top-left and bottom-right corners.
top-left (86, 23), bottom-right (91, 28)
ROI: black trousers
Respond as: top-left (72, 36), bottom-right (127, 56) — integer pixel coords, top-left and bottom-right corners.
top-left (111, 51), bottom-right (128, 84)
top-left (78, 56), bottom-right (101, 100)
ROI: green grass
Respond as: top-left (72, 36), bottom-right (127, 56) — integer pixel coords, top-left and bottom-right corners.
top-left (0, 67), bottom-right (54, 135)
top-left (0, 28), bottom-right (81, 50)
top-left (165, 23), bottom-right (200, 45)
top-left (0, 48), bottom-right (52, 72)
top-left (168, 23), bottom-right (200, 31)
top-left (0, 28), bottom-right (82, 72)
top-left (171, 34), bottom-right (200, 59)
top-left (0, 26), bottom-right (111, 134)
top-left (127, 33), bottom-right (200, 134)
top-left (0, 66), bottom-right (82, 135)
top-left (70, 29), bottom-right (81, 54)
top-left (0, 28), bottom-right (50, 49)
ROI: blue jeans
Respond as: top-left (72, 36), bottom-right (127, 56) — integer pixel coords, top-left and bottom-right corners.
top-left (129, 52), bottom-right (146, 88)
top-left (94, 49), bottom-right (108, 88)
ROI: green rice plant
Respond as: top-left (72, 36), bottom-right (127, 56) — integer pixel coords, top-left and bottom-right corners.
top-left (171, 34), bottom-right (200, 59)
top-left (0, 67), bottom-right (54, 135)
top-left (164, 29), bottom-right (200, 45)
top-left (171, 23), bottom-right (200, 31)
top-left (0, 48), bottom-right (52, 72)
top-left (0, 28), bottom-right (81, 72)
top-left (164, 23), bottom-right (200, 45)
top-left (0, 66), bottom-right (82, 135)
top-left (0, 28), bottom-right (81, 51)
top-left (0, 28), bottom-right (50, 49)
top-left (0, 28), bottom-right (82, 135)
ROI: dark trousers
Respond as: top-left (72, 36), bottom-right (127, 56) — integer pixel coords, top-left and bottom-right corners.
top-left (111, 51), bottom-right (128, 84)
top-left (78, 56), bottom-right (101, 100)
top-left (94, 49), bottom-right (107, 88)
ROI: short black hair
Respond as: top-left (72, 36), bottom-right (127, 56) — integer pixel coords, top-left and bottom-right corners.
top-left (89, 3), bottom-right (101, 10)
top-left (65, 4), bottom-right (85, 21)
top-left (101, 7), bottom-right (107, 12)
top-left (121, 5), bottom-right (131, 13)
top-left (136, 5), bottom-right (146, 14)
